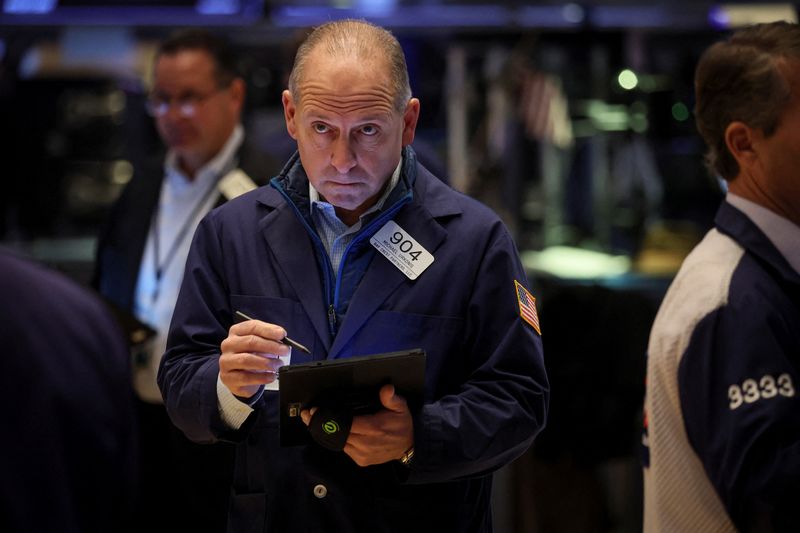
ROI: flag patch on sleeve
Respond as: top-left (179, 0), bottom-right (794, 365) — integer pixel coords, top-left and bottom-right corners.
top-left (515, 280), bottom-right (541, 335)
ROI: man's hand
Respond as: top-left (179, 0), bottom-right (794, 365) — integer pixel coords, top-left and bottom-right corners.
top-left (219, 318), bottom-right (290, 399)
top-left (302, 384), bottom-right (414, 467)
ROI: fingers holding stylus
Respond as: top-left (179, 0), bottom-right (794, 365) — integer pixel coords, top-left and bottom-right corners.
top-left (219, 315), bottom-right (289, 398)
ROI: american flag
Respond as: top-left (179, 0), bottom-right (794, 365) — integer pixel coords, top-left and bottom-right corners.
top-left (519, 71), bottom-right (573, 149)
top-left (515, 280), bottom-right (541, 335)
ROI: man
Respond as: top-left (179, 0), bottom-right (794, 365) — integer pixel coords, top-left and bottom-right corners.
top-left (0, 248), bottom-right (137, 533)
top-left (159, 19), bottom-right (548, 532)
top-left (93, 29), bottom-right (280, 532)
top-left (643, 21), bottom-right (800, 532)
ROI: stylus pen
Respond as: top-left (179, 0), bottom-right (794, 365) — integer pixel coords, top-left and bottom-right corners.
top-left (234, 310), bottom-right (311, 354)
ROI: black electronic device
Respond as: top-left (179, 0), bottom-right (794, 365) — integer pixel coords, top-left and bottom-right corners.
top-left (278, 348), bottom-right (426, 447)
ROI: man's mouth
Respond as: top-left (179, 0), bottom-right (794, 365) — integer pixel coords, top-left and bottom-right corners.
top-left (325, 174), bottom-right (365, 186)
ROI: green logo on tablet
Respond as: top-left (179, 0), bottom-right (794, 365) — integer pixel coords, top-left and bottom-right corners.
top-left (323, 420), bottom-right (339, 434)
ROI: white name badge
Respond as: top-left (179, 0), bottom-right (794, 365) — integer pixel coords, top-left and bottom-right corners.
top-left (218, 169), bottom-right (258, 200)
top-left (370, 220), bottom-right (434, 280)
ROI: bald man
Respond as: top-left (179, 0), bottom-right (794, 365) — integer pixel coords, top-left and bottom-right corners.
top-left (159, 20), bottom-right (548, 532)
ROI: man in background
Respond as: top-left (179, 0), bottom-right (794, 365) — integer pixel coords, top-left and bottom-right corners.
top-left (93, 28), bottom-right (280, 532)
top-left (643, 21), bottom-right (800, 532)
top-left (0, 248), bottom-right (137, 533)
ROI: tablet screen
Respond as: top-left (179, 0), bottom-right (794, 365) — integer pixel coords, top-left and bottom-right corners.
top-left (278, 348), bottom-right (426, 447)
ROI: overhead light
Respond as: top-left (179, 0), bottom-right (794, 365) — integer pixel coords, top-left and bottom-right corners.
top-left (618, 69), bottom-right (638, 91)
top-left (4, 0), bottom-right (55, 14)
top-left (196, 0), bottom-right (240, 15)
top-left (709, 3), bottom-right (797, 28)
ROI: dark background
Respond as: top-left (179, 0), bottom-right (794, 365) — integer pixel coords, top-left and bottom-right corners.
top-left (1, 2), bottom-right (795, 531)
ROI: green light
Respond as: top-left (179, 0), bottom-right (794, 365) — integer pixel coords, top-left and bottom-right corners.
top-left (672, 102), bottom-right (690, 122)
top-left (618, 69), bottom-right (638, 90)
top-left (672, 102), bottom-right (689, 122)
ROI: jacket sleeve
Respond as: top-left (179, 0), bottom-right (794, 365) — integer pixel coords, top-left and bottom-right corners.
top-left (408, 224), bottom-right (549, 483)
top-left (158, 213), bottom-right (251, 444)
top-left (678, 297), bottom-right (800, 532)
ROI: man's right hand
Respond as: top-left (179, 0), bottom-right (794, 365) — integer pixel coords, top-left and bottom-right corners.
top-left (219, 318), bottom-right (290, 399)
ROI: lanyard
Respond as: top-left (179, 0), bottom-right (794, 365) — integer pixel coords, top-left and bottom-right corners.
top-left (150, 178), bottom-right (220, 303)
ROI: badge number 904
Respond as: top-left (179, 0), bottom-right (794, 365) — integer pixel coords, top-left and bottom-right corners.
top-left (390, 231), bottom-right (423, 261)
top-left (370, 220), bottom-right (434, 280)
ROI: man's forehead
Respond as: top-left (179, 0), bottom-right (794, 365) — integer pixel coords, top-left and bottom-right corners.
top-left (296, 52), bottom-right (395, 116)
top-left (302, 49), bottom-right (390, 87)
top-left (155, 49), bottom-right (215, 74)
top-left (153, 50), bottom-right (217, 89)
top-left (299, 83), bottom-right (394, 110)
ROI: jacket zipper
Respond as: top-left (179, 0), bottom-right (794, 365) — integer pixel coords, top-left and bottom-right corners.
top-left (273, 182), bottom-right (413, 338)
top-left (271, 183), bottom-right (337, 337)
top-left (332, 193), bottom-right (412, 307)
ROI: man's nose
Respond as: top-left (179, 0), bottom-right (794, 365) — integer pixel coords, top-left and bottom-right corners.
top-left (162, 102), bottom-right (188, 121)
top-left (330, 134), bottom-right (357, 174)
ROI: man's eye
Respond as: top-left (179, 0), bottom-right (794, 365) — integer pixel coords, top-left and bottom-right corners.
top-left (360, 125), bottom-right (378, 136)
top-left (179, 95), bottom-right (201, 106)
top-left (312, 123), bottom-right (330, 134)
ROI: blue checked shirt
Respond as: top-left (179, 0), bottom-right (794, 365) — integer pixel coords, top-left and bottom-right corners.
top-left (310, 161), bottom-right (401, 278)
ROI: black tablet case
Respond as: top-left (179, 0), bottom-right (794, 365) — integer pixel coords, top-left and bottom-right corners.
top-left (278, 348), bottom-right (426, 447)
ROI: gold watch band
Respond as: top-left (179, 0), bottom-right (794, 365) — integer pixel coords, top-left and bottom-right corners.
top-left (399, 446), bottom-right (415, 466)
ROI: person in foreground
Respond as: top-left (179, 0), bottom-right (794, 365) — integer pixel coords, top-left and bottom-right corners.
top-left (159, 19), bottom-right (548, 532)
top-left (643, 21), bottom-right (800, 532)
top-left (0, 248), bottom-right (137, 533)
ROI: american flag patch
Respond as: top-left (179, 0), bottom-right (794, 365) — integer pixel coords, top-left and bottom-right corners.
top-left (515, 280), bottom-right (541, 335)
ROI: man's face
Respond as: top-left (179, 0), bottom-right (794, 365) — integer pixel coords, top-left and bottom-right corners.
top-left (282, 51), bottom-right (419, 224)
top-left (151, 49), bottom-right (243, 174)
top-left (751, 62), bottom-right (800, 225)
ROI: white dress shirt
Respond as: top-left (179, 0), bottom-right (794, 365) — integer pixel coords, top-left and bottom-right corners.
top-left (727, 193), bottom-right (800, 275)
top-left (134, 125), bottom-right (244, 403)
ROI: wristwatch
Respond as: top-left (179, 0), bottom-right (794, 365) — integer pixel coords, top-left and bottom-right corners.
top-left (399, 446), bottom-right (415, 466)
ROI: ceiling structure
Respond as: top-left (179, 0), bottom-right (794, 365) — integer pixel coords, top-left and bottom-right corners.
top-left (1, 1), bottom-right (796, 30)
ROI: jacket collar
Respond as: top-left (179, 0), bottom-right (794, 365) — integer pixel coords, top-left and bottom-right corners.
top-left (716, 200), bottom-right (800, 288)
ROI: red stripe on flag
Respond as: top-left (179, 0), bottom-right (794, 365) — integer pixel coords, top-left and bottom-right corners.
top-left (515, 280), bottom-right (541, 335)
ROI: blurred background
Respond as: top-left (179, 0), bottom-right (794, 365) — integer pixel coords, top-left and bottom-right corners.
top-left (1, 1), bottom-right (796, 531)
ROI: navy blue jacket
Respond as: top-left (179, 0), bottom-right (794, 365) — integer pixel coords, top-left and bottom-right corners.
top-left (0, 248), bottom-right (137, 533)
top-left (159, 147), bottom-right (548, 532)
top-left (644, 201), bottom-right (800, 532)
top-left (680, 203), bottom-right (800, 531)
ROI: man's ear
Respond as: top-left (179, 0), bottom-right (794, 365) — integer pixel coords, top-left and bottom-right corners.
top-left (725, 121), bottom-right (760, 172)
top-left (225, 77), bottom-right (246, 117)
top-left (401, 98), bottom-right (421, 146)
top-left (282, 90), bottom-right (298, 140)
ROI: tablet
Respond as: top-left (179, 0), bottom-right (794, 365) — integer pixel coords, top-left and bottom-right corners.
top-left (278, 348), bottom-right (426, 447)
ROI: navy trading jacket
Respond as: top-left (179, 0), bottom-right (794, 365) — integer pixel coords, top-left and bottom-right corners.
top-left (0, 248), bottom-right (138, 533)
top-left (644, 201), bottom-right (800, 532)
top-left (159, 147), bottom-right (549, 533)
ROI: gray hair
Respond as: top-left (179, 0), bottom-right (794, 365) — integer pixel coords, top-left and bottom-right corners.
top-left (695, 21), bottom-right (800, 180)
top-left (287, 19), bottom-right (412, 111)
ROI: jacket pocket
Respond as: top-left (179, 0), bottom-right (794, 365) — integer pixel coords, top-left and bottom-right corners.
top-left (352, 310), bottom-right (466, 400)
top-left (362, 310), bottom-right (464, 352)
top-left (227, 491), bottom-right (266, 533)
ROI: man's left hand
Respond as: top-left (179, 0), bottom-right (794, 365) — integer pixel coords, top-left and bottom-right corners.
top-left (300, 383), bottom-right (414, 466)
top-left (346, 384), bottom-right (414, 466)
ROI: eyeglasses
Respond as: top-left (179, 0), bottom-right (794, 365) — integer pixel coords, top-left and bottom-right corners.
top-left (146, 86), bottom-right (226, 118)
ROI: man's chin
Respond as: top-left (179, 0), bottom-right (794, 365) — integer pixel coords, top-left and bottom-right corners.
top-left (324, 196), bottom-right (358, 209)
top-left (168, 141), bottom-right (194, 153)
top-left (170, 146), bottom-right (202, 162)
